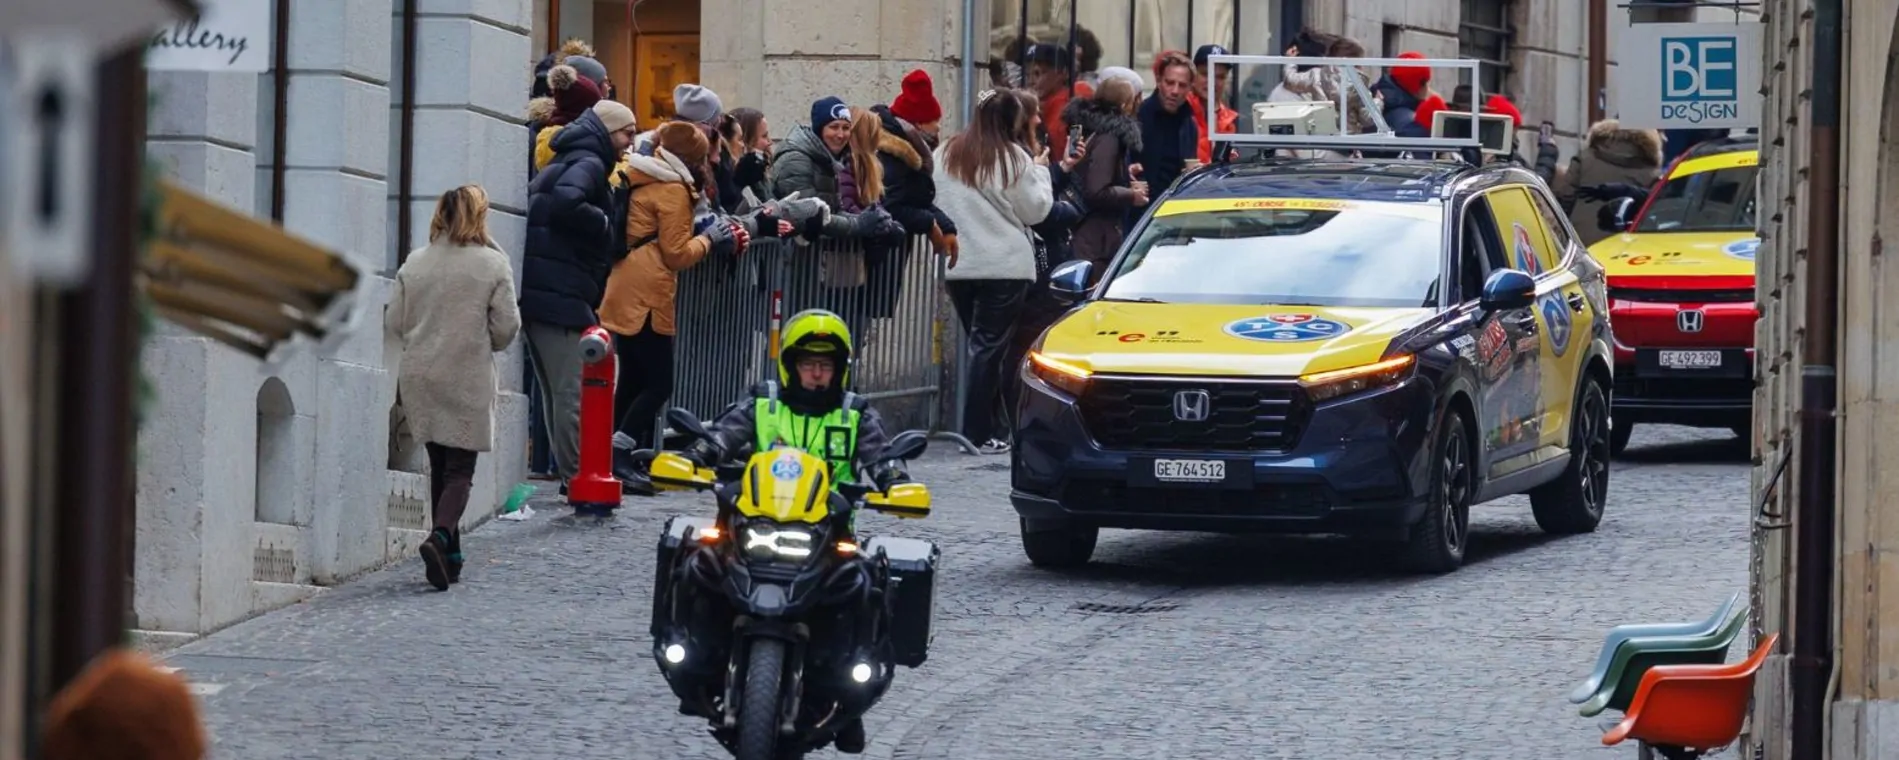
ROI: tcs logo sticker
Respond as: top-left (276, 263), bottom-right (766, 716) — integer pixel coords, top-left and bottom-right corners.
top-left (1724, 237), bottom-right (1759, 261)
top-left (1511, 223), bottom-right (1543, 275)
top-left (769, 454), bottom-right (805, 480)
top-left (1661, 36), bottom-right (1740, 124)
top-left (1538, 293), bottom-right (1573, 358)
top-left (1225, 314), bottom-right (1352, 343)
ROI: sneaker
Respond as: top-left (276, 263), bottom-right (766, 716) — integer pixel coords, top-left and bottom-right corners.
top-left (977, 438), bottom-right (1012, 455)
top-left (418, 530), bottom-right (451, 591)
top-left (833, 717), bottom-right (866, 754)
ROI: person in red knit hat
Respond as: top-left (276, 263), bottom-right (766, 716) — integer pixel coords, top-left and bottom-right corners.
top-left (1368, 51), bottom-right (1440, 150)
top-left (890, 68), bottom-right (943, 141)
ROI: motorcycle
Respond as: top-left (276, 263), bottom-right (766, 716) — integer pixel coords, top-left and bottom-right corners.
top-left (645, 407), bottom-right (939, 760)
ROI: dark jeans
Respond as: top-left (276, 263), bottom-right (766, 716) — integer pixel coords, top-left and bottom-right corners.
top-left (613, 323), bottom-right (676, 449)
top-left (948, 279), bottom-right (1029, 443)
top-left (426, 443), bottom-right (478, 553)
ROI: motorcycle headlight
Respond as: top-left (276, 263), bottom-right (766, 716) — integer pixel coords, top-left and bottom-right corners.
top-left (742, 521), bottom-right (820, 562)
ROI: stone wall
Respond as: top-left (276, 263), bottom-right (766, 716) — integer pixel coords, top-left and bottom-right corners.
top-left (134, 0), bottom-right (531, 642)
top-left (1751, 1), bottom-right (1899, 758)
top-left (699, 0), bottom-right (970, 136)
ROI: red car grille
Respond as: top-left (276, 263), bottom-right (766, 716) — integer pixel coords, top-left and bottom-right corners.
top-left (1610, 287), bottom-right (1755, 304)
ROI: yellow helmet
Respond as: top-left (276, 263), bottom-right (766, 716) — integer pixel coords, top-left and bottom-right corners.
top-left (778, 309), bottom-right (853, 410)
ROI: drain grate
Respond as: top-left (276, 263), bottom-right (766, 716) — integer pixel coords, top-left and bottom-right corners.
top-left (1071, 601), bottom-right (1179, 615)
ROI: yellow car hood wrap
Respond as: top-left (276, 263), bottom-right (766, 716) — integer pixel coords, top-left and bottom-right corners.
top-left (1039, 302), bottom-right (1434, 377)
top-left (1588, 230), bottom-right (1760, 279)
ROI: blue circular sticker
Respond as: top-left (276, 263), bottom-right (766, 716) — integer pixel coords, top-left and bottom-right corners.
top-left (1225, 314), bottom-right (1352, 342)
top-left (769, 455), bottom-right (804, 480)
top-left (1538, 293), bottom-right (1573, 358)
top-left (1724, 237), bottom-right (1760, 260)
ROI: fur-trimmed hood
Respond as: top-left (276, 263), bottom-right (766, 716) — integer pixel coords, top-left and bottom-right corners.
top-left (1060, 96), bottom-right (1143, 153)
top-left (1583, 118), bottom-right (1664, 170)
top-left (877, 130), bottom-right (924, 170)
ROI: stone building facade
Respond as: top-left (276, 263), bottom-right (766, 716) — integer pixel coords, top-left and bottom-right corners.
top-left (1751, 1), bottom-right (1899, 757)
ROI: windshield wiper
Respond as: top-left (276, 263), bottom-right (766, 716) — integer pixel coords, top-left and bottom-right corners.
top-left (1103, 296), bottom-right (1167, 303)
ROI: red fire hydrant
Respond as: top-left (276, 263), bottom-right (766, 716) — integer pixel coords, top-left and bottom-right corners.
top-left (569, 325), bottom-right (622, 515)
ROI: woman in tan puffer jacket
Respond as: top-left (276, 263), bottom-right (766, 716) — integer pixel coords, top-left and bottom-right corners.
top-left (1555, 119), bottom-right (1666, 246)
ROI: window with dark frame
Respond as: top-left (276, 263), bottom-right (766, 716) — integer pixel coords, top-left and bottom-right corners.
top-left (1458, 0), bottom-right (1514, 99)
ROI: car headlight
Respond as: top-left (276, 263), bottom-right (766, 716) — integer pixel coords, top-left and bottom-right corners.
top-left (742, 521), bottom-right (819, 562)
top-left (1298, 354), bottom-right (1417, 403)
top-left (1027, 351), bottom-right (1091, 396)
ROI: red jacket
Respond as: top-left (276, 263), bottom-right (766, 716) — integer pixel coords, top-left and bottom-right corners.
top-left (1188, 92), bottom-right (1238, 163)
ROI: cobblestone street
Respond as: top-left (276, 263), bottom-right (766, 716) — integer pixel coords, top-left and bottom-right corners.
top-left (166, 425), bottom-right (1751, 760)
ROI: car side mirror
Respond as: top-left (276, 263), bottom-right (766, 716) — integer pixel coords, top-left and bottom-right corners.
top-left (1480, 269), bottom-right (1537, 312)
top-left (1047, 260), bottom-right (1093, 305)
top-left (1598, 197), bottom-right (1637, 232)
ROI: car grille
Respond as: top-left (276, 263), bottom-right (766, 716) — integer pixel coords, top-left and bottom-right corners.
top-left (1609, 287), bottom-right (1756, 304)
top-left (1615, 375), bottom-right (1755, 402)
top-left (1060, 482), bottom-right (1334, 518)
top-left (1078, 377), bottom-right (1308, 451)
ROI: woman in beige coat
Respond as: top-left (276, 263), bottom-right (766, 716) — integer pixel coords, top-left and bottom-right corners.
top-left (385, 185), bottom-right (522, 591)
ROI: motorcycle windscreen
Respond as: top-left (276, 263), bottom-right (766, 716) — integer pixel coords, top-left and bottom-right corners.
top-left (737, 448), bottom-right (832, 523)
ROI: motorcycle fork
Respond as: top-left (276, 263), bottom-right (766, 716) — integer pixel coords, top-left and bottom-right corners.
top-left (720, 617), bottom-right (811, 734)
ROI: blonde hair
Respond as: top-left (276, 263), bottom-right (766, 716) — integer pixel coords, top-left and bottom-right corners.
top-left (429, 185), bottom-right (495, 248)
top-left (847, 107), bottom-right (885, 206)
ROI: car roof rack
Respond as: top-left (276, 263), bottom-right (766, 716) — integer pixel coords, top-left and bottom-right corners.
top-left (1203, 55), bottom-right (1495, 160)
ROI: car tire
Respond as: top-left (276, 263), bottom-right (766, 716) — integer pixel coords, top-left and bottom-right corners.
top-left (1020, 519), bottom-right (1098, 568)
top-left (1531, 378), bottom-right (1611, 535)
top-left (1399, 408), bottom-right (1474, 574)
top-left (1610, 419), bottom-right (1634, 457)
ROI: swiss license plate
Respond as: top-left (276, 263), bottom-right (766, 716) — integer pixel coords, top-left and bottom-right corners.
top-left (1658, 350), bottom-right (1723, 370)
top-left (1154, 459), bottom-right (1226, 483)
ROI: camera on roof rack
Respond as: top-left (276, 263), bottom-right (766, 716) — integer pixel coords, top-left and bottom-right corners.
top-left (1430, 110), bottom-right (1517, 157)
top-left (1251, 101), bottom-right (1341, 137)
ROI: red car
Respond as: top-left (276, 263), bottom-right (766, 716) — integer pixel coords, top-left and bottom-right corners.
top-left (1585, 137), bottom-right (1759, 454)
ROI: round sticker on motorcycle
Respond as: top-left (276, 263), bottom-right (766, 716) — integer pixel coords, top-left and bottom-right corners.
top-left (1225, 314), bottom-right (1351, 342)
top-left (1724, 237), bottom-right (1760, 261)
top-left (769, 454), bottom-right (804, 480)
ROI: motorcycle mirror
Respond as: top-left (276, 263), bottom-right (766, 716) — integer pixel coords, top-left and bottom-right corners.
top-left (878, 430), bottom-right (929, 461)
top-left (666, 407), bottom-right (712, 441)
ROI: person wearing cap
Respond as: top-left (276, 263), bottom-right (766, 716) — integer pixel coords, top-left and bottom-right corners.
top-left (877, 71), bottom-right (959, 255)
top-left (769, 96), bottom-right (901, 240)
top-left (1189, 44), bottom-right (1241, 164)
top-left (630, 83), bottom-right (753, 215)
top-left (528, 63), bottom-right (606, 173)
top-left (1373, 51), bottom-right (1438, 137)
top-left (521, 98), bottom-right (641, 492)
top-left (1281, 36), bottom-right (1383, 156)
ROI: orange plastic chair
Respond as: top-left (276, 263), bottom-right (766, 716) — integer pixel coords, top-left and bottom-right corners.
top-left (1601, 633), bottom-right (1779, 757)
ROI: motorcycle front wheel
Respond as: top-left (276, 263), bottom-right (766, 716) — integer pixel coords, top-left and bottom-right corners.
top-left (736, 637), bottom-right (788, 760)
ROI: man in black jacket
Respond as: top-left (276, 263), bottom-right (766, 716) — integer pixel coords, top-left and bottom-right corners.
top-left (521, 99), bottom-right (640, 489)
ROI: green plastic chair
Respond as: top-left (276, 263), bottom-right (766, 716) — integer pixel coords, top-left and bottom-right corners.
top-left (1568, 592), bottom-right (1743, 703)
top-left (1578, 602), bottom-right (1748, 718)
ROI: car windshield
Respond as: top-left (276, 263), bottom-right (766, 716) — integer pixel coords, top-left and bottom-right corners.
top-left (1099, 201), bottom-right (1444, 308)
top-left (1634, 165), bottom-right (1757, 233)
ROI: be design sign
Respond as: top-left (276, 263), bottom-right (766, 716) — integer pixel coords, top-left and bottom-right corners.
top-left (146, 0), bottom-right (272, 73)
top-left (1613, 22), bottom-right (1762, 130)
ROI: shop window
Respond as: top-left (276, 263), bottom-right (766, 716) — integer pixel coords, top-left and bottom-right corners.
top-left (1458, 0), bottom-right (1514, 99)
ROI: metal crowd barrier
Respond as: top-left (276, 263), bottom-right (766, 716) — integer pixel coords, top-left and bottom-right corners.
top-left (667, 234), bottom-right (948, 436)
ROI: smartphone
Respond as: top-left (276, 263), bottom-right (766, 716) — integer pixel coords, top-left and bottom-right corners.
top-left (1539, 121), bottom-right (1555, 144)
top-left (1067, 125), bottom-right (1084, 158)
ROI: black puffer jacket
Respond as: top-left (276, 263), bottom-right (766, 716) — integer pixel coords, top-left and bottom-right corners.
top-left (870, 105), bottom-right (956, 236)
top-left (521, 109), bottom-right (619, 329)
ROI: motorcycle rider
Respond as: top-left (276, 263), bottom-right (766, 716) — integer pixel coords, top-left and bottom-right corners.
top-left (675, 307), bottom-right (913, 754)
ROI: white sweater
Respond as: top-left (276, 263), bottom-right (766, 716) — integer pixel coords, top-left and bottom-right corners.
top-left (931, 144), bottom-right (1054, 282)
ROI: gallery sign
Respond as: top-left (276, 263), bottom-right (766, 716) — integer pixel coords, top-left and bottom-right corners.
top-left (146, 0), bottom-right (272, 73)
top-left (1613, 22), bottom-right (1762, 130)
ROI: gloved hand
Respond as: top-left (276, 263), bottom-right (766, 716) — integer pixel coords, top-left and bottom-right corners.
top-left (702, 218), bottom-right (740, 258)
top-left (861, 205), bottom-right (907, 238)
top-left (1579, 182), bottom-right (1648, 202)
top-left (682, 437), bottom-right (724, 469)
top-left (774, 195), bottom-right (829, 225)
top-left (869, 461), bottom-right (914, 492)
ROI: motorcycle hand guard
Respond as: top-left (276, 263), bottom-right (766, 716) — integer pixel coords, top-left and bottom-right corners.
top-left (649, 451), bottom-right (717, 491)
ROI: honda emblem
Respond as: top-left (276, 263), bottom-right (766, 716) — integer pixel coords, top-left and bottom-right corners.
top-left (1173, 390), bottom-right (1211, 422)
top-left (1676, 309), bottom-right (1705, 333)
